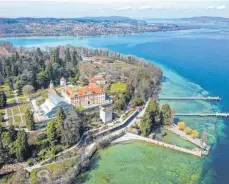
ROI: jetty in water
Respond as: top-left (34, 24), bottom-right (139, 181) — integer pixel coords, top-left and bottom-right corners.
top-left (175, 113), bottom-right (229, 118)
top-left (114, 133), bottom-right (205, 157)
top-left (158, 96), bottom-right (221, 101)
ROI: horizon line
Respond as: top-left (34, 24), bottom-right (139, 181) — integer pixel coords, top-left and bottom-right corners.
top-left (1, 15), bottom-right (229, 19)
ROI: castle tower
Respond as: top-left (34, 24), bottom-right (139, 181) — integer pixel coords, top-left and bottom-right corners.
top-left (49, 80), bottom-right (54, 88)
top-left (48, 80), bottom-right (54, 99)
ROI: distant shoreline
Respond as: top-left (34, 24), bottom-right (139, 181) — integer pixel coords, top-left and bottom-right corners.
top-left (0, 27), bottom-right (200, 38)
top-left (0, 16), bottom-right (200, 38)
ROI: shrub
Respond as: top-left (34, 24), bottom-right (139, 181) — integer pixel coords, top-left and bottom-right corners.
top-left (190, 130), bottom-right (199, 138)
top-left (184, 127), bottom-right (192, 135)
top-left (27, 158), bottom-right (37, 166)
top-left (177, 122), bottom-right (186, 130)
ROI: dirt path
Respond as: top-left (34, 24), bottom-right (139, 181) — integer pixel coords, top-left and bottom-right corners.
top-left (4, 109), bottom-right (9, 126)
top-left (35, 169), bottom-right (51, 183)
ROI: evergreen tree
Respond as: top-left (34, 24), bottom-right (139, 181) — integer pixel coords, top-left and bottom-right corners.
top-left (15, 52), bottom-right (19, 61)
top-left (51, 48), bottom-right (60, 64)
top-left (8, 77), bottom-right (14, 91)
top-left (71, 51), bottom-right (78, 66)
top-left (56, 106), bottom-right (66, 142)
top-left (44, 63), bottom-right (53, 80)
top-left (46, 120), bottom-right (58, 146)
top-left (0, 91), bottom-right (7, 108)
top-left (36, 47), bottom-right (43, 57)
top-left (140, 98), bottom-right (160, 137)
top-left (65, 48), bottom-right (71, 63)
top-left (0, 123), bottom-right (3, 165)
top-left (160, 104), bottom-right (172, 125)
top-left (0, 139), bottom-right (4, 167)
top-left (8, 125), bottom-right (17, 141)
top-left (14, 130), bottom-right (29, 161)
top-left (61, 112), bottom-right (83, 146)
top-left (146, 98), bottom-right (160, 124)
top-left (16, 82), bottom-right (23, 96)
top-left (140, 113), bottom-right (152, 137)
top-left (0, 123), bottom-right (2, 135)
top-left (25, 109), bottom-right (35, 130)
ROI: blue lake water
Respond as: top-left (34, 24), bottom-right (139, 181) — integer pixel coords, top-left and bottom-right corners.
top-left (1, 23), bottom-right (229, 184)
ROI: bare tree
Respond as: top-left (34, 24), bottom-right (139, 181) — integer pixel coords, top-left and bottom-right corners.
top-left (22, 85), bottom-right (35, 100)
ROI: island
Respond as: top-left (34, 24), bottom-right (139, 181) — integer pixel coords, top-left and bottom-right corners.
top-left (0, 16), bottom-right (200, 37)
top-left (0, 42), bottom-right (210, 184)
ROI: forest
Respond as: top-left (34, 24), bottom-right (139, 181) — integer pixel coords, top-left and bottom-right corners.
top-left (0, 42), bottom-right (162, 110)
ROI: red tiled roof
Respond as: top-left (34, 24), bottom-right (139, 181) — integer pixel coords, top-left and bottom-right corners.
top-left (89, 76), bottom-right (105, 83)
top-left (65, 83), bottom-right (104, 98)
top-left (88, 56), bottom-right (105, 61)
top-left (0, 47), bottom-right (9, 56)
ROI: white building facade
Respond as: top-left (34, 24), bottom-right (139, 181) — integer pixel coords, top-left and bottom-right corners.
top-left (100, 107), bottom-right (113, 123)
top-left (60, 77), bottom-right (67, 86)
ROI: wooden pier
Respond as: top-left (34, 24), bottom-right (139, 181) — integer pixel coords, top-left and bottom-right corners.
top-left (175, 113), bottom-right (229, 118)
top-left (158, 96), bottom-right (221, 101)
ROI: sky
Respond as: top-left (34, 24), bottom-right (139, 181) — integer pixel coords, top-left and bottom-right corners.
top-left (0, 0), bottom-right (228, 18)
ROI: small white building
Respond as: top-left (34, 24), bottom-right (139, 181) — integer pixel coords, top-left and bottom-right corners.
top-left (100, 106), bottom-right (113, 123)
top-left (60, 77), bottom-right (67, 86)
top-left (89, 76), bottom-right (106, 86)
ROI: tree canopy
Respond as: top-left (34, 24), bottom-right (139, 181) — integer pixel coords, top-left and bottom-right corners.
top-left (13, 130), bottom-right (29, 161)
top-left (140, 98), bottom-right (160, 137)
top-left (0, 90), bottom-right (7, 108)
top-left (25, 109), bottom-right (35, 130)
top-left (160, 104), bottom-right (172, 125)
top-left (61, 112), bottom-right (83, 146)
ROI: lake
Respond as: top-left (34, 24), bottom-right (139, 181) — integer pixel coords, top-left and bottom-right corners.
top-left (1, 22), bottom-right (229, 184)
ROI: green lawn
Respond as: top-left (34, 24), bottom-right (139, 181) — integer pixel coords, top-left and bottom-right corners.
top-left (12, 106), bottom-right (20, 114)
top-left (110, 83), bottom-right (127, 93)
top-left (22, 116), bottom-right (26, 124)
top-left (20, 103), bottom-right (31, 113)
top-left (0, 84), bottom-right (9, 91)
top-left (7, 109), bottom-right (12, 116)
top-left (1, 122), bottom-right (6, 126)
top-left (36, 98), bottom-right (46, 106)
top-left (7, 99), bottom-right (16, 105)
top-left (18, 97), bottom-right (28, 103)
top-left (8, 117), bottom-right (13, 125)
top-left (76, 106), bottom-right (84, 111)
top-left (30, 158), bottom-right (78, 184)
top-left (0, 109), bottom-right (5, 114)
top-left (14, 116), bottom-right (22, 125)
top-left (112, 62), bottom-right (129, 68)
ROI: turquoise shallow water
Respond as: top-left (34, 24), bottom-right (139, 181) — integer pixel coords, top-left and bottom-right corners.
top-left (77, 141), bottom-right (203, 184)
top-left (1, 23), bottom-right (229, 183)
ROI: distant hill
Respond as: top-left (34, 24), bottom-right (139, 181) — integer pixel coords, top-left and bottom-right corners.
top-left (0, 16), bottom-right (144, 24)
top-left (180, 16), bottom-right (229, 23)
top-left (0, 16), bottom-right (199, 37)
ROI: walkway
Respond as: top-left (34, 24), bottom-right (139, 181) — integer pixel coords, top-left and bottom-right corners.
top-left (167, 124), bottom-right (210, 150)
top-left (158, 96), bottom-right (221, 101)
top-left (114, 133), bottom-right (203, 157)
top-left (4, 109), bottom-right (9, 126)
top-left (25, 101), bottom-right (148, 173)
top-left (175, 113), bottom-right (229, 118)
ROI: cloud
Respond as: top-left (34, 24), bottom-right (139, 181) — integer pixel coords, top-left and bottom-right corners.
top-left (216, 5), bottom-right (226, 10)
top-left (207, 6), bottom-right (215, 9)
top-left (139, 6), bottom-right (153, 10)
top-left (207, 5), bottom-right (226, 10)
top-left (115, 6), bottom-right (134, 11)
